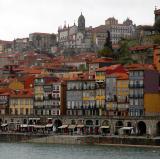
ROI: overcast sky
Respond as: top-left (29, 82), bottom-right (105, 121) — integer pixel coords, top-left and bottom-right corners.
top-left (0, 0), bottom-right (160, 40)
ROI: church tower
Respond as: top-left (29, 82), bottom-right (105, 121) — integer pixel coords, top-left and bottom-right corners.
top-left (78, 12), bottom-right (85, 32)
top-left (154, 7), bottom-right (160, 22)
top-left (154, 7), bottom-right (160, 33)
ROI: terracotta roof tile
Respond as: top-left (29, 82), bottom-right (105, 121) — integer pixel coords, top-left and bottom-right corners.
top-left (10, 89), bottom-right (33, 98)
top-left (129, 45), bottom-right (153, 51)
top-left (89, 57), bottom-right (113, 64)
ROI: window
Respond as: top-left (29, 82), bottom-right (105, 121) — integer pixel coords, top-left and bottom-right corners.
top-left (20, 99), bottom-right (23, 105)
top-left (26, 99), bottom-right (29, 105)
top-left (139, 71), bottom-right (143, 76)
top-left (56, 86), bottom-right (59, 90)
top-left (135, 99), bottom-right (138, 106)
top-left (15, 108), bottom-right (18, 115)
top-left (96, 120), bottom-right (99, 125)
top-left (26, 108), bottom-right (29, 115)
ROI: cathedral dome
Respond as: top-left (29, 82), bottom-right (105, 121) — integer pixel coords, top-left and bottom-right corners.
top-left (78, 12), bottom-right (85, 23)
top-left (78, 12), bottom-right (85, 32)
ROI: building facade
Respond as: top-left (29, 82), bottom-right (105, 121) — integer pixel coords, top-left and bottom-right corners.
top-left (0, 93), bottom-right (9, 115)
top-left (9, 90), bottom-right (33, 115)
top-left (128, 66), bottom-right (159, 116)
top-left (66, 79), bottom-right (101, 116)
top-left (34, 77), bottom-right (63, 116)
top-left (105, 17), bottom-right (136, 44)
top-left (29, 33), bottom-right (56, 53)
top-left (58, 13), bottom-right (92, 52)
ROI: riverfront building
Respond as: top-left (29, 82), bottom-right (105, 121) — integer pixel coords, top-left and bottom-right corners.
top-left (34, 76), bottom-right (63, 116)
top-left (66, 79), bottom-right (97, 116)
top-left (9, 89), bottom-right (33, 115)
top-left (128, 64), bottom-right (160, 116)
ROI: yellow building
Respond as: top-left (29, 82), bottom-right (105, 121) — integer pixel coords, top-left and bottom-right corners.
top-left (106, 72), bottom-right (129, 116)
top-left (96, 85), bottom-right (105, 116)
top-left (95, 67), bottom-right (107, 82)
top-left (116, 75), bottom-right (129, 116)
top-left (144, 93), bottom-right (160, 115)
top-left (9, 89), bottom-right (33, 115)
top-left (95, 67), bottom-right (108, 115)
top-left (9, 80), bottom-right (24, 90)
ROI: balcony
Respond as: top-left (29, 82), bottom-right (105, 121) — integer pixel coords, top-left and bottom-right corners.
top-left (34, 97), bottom-right (43, 101)
top-left (52, 97), bottom-right (60, 100)
top-left (34, 82), bottom-right (44, 86)
top-left (96, 83), bottom-right (105, 89)
top-left (83, 86), bottom-right (96, 90)
top-left (67, 86), bottom-right (83, 91)
top-left (129, 94), bottom-right (144, 98)
top-left (129, 84), bottom-right (144, 88)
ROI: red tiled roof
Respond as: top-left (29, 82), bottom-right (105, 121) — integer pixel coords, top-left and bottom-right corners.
top-left (126, 64), bottom-right (155, 71)
top-left (96, 64), bottom-right (128, 74)
top-left (92, 25), bottom-right (106, 33)
top-left (96, 66), bottom-right (108, 72)
top-left (0, 88), bottom-right (11, 94)
top-left (30, 32), bottom-right (52, 35)
top-left (129, 45), bottom-right (153, 51)
top-left (10, 89), bottom-right (33, 98)
top-left (89, 57), bottom-right (113, 64)
top-left (0, 40), bottom-right (12, 44)
top-left (111, 72), bottom-right (128, 80)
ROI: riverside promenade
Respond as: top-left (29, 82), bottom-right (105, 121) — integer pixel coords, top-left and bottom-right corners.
top-left (24, 134), bottom-right (160, 146)
top-left (0, 132), bottom-right (160, 147)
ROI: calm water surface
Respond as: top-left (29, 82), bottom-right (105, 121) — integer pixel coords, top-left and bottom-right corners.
top-left (0, 142), bottom-right (160, 159)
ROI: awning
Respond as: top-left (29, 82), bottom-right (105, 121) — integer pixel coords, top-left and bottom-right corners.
top-left (28, 125), bottom-right (35, 127)
top-left (58, 125), bottom-right (68, 129)
top-left (46, 124), bottom-right (53, 128)
top-left (8, 122), bottom-right (20, 124)
top-left (68, 125), bottom-right (76, 129)
top-left (1, 123), bottom-right (8, 127)
top-left (120, 127), bottom-right (133, 130)
top-left (77, 124), bottom-right (84, 128)
top-left (100, 126), bottom-right (110, 129)
top-left (29, 118), bottom-right (40, 120)
top-left (34, 125), bottom-right (46, 128)
top-left (20, 124), bottom-right (28, 128)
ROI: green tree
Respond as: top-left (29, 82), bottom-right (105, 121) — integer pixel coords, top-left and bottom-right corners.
top-left (98, 47), bottom-right (112, 57)
top-left (98, 30), bottom-right (113, 57)
top-left (118, 38), bottom-right (138, 64)
top-left (153, 35), bottom-right (160, 45)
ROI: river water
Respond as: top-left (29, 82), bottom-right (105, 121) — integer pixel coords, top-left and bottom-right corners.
top-left (0, 143), bottom-right (160, 159)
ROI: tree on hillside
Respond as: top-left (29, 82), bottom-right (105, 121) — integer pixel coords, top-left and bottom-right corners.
top-left (153, 35), bottom-right (160, 45)
top-left (118, 38), bottom-right (138, 64)
top-left (98, 31), bottom-right (113, 57)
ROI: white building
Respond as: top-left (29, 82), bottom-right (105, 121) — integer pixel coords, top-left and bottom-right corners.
top-left (105, 17), bottom-right (136, 44)
top-left (58, 13), bottom-right (92, 51)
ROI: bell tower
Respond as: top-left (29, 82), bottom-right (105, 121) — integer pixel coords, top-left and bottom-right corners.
top-left (78, 12), bottom-right (85, 32)
top-left (154, 6), bottom-right (160, 22)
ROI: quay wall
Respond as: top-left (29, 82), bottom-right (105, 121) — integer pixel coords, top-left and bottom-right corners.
top-left (0, 133), bottom-right (46, 142)
top-left (0, 134), bottom-right (160, 146)
top-left (26, 135), bottom-right (160, 146)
